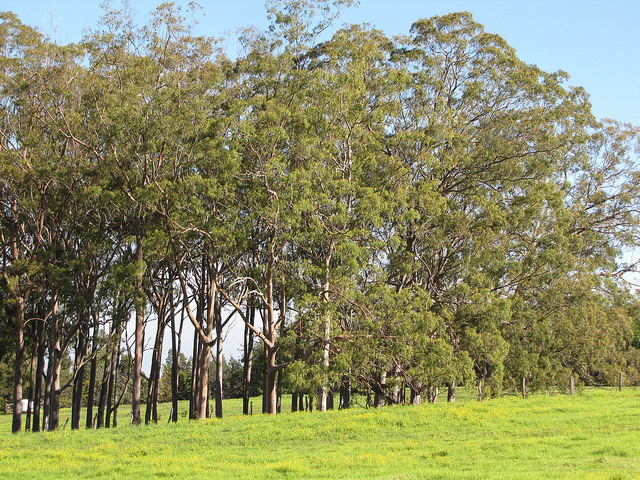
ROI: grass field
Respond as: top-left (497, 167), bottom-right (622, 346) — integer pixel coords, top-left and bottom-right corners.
top-left (0, 388), bottom-right (638, 479)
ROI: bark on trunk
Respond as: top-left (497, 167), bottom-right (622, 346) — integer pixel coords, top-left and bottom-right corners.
top-left (374, 371), bottom-right (387, 408)
top-left (86, 320), bottom-right (99, 429)
top-left (96, 352), bottom-right (110, 429)
top-left (25, 320), bottom-right (37, 432)
top-left (214, 305), bottom-right (223, 419)
top-left (447, 380), bottom-right (456, 403)
top-left (32, 315), bottom-right (46, 432)
top-left (71, 320), bottom-right (89, 430)
top-left (11, 297), bottom-right (25, 433)
top-left (131, 237), bottom-right (145, 426)
top-left (242, 303), bottom-right (255, 415)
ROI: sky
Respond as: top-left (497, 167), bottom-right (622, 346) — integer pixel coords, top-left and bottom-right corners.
top-left (5, 0), bottom-right (640, 363)
top-left (5, 0), bottom-right (640, 127)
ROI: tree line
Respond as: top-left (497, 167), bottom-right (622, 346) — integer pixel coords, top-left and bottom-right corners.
top-left (1, 0), bottom-right (640, 433)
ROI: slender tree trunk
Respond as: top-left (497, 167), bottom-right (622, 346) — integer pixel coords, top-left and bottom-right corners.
top-left (170, 309), bottom-right (179, 422)
top-left (12, 297), bottom-right (25, 433)
top-left (25, 320), bottom-right (37, 432)
top-left (45, 298), bottom-right (61, 431)
top-left (242, 303), bottom-right (255, 415)
top-left (71, 320), bottom-right (89, 430)
top-left (131, 237), bottom-right (145, 426)
top-left (214, 298), bottom-right (223, 419)
top-left (86, 319), bottom-right (99, 428)
top-left (111, 347), bottom-right (121, 428)
top-left (189, 329), bottom-right (200, 419)
top-left (375, 371), bottom-right (387, 408)
top-left (32, 314), bottom-right (46, 432)
top-left (97, 352), bottom-right (111, 429)
top-left (145, 312), bottom-right (165, 424)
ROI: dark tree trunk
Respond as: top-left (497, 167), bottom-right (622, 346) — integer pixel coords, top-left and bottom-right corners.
top-left (242, 303), bottom-right (255, 415)
top-left (44, 300), bottom-right (61, 431)
top-left (447, 380), bottom-right (456, 403)
top-left (12, 297), bottom-right (25, 434)
top-left (86, 319), bottom-right (99, 428)
top-left (25, 319), bottom-right (37, 432)
top-left (291, 393), bottom-right (298, 412)
top-left (410, 383), bottom-right (422, 406)
top-left (111, 347), bottom-right (121, 428)
top-left (214, 295), bottom-right (223, 419)
top-left (145, 312), bottom-right (165, 424)
top-left (131, 237), bottom-right (145, 426)
top-left (32, 314), bottom-right (46, 432)
top-left (374, 371), bottom-right (387, 408)
top-left (71, 320), bottom-right (89, 430)
top-left (96, 351), bottom-right (111, 428)
top-left (170, 297), bottom-right (181, 423)
top-left (340, 376), bottom-right (351, 409)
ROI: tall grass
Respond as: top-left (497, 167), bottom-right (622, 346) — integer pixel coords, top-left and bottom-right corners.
top-left (1, 388), bottom-right (638, 479)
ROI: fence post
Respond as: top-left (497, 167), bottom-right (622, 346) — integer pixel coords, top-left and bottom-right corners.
top-left (570, 376), bottom-right (574, 396)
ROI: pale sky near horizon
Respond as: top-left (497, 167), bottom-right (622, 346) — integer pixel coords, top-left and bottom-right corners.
top-left (5, 0), bottom-right (640, 127)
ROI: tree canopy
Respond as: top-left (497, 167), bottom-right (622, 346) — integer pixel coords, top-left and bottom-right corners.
top-left (1, 1), bottom-right (639, 433)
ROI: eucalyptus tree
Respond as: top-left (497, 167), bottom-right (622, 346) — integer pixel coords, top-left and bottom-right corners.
top-left (78, 2), bottom-right (226, 424)
top-left (216, 0), bottom-right (357, 415)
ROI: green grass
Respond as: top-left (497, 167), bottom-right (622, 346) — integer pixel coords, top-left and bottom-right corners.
top-left (1, 388), bottom-right (639, 479)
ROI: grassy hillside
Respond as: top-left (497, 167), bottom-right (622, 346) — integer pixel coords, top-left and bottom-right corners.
top-left (0, 388), bottom-right (638, 479)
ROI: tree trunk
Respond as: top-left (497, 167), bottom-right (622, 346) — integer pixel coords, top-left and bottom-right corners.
top-left (374, 371), bottom-right (387, 408)
top-left (12, 297), bottom-right (25, 433)
top-left (145, 311), bottom-right (165, 424)
top-left (447, 380), bottom-right (456, 403)
top-left (410, 383), bottom-right (422, 406)
top-left (170, 296), bottom-right (181, 423)
top-left (242, 303), bottom-right (255, 415)
top-left (71, 320), bottom-right (89, 430)
top-left (96, 351), bottom-right (111, 429)
top-left (131, 237), bottom-right (145, 426)
top-left (25, 319), bottom-right (37, 432)
top-left (264, 344), bottom-right (278, 414)
top-left (32, 315), bottom-right (46, 432)
top-left (339, 375), bottom-right (351, 409)
top-left (214, 295), bottom-right (223, 419)
top-left (189, 329), bottom-right (200, 419)
top-left (44, 299), bottom-right (61, 431)
top-left (86, 320), bottom-right (99, 429)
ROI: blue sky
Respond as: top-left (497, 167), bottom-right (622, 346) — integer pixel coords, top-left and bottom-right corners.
top-left (6, 0), bottom-right (640, 127)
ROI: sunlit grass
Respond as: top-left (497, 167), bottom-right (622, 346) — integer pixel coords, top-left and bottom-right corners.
top-left (1, 388), bottom-right (639, 479)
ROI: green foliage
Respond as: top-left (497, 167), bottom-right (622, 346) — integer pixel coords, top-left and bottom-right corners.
top-left (1, 0), bottom-right (640, 433)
